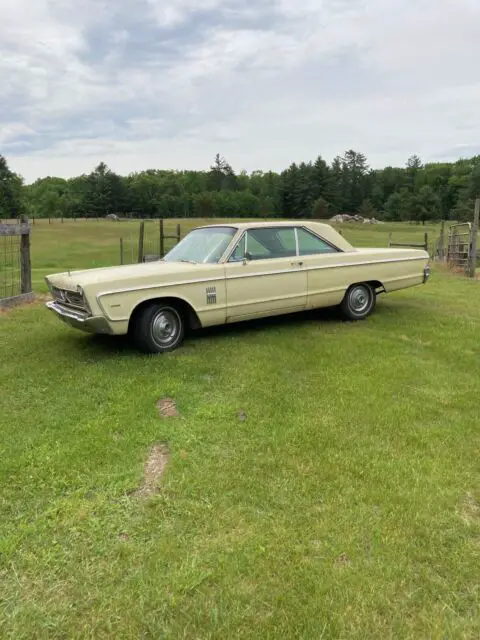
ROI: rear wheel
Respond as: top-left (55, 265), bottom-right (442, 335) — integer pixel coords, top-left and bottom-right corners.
top-left (340, 283), bottom-right (376, 320)
top-left (131, 303), bottom-right (185, 353)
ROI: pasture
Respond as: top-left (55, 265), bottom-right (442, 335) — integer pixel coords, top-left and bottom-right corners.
top-left (0, 219), bottom-right (479, 638)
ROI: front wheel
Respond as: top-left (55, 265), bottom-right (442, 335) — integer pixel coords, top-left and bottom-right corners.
top-left (131, 303), bottom-right (185, 353)
top-left (340, 283), bottom-right (376, 320)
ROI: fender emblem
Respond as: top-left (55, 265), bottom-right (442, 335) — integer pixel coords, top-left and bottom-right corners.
top-left (206, 286), bottom-right (217, 304)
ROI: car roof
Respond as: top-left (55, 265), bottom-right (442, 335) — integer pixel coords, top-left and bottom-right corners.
top-left (194, 220), bottom-right (355, 252)
top-left (196, 220), bottom-right (330, 231)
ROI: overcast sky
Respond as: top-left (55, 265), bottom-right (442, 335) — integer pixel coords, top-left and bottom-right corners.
top-left (1, 0), bottom-right (479, 183)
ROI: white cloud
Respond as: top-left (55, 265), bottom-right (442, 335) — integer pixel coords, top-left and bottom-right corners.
top-left (1, 0), bottom-right (480, 182)
top-left (0, 123), bottom-right (36, 144)
top-left (146, 0), bottom-right (221, 27)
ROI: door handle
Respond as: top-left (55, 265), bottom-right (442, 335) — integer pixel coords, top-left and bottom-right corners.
top-left (291, 261), bottom-right (304, 267)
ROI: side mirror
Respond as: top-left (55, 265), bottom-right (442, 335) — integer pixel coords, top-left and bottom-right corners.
top-left (243, 251), bottom-right (252, 265)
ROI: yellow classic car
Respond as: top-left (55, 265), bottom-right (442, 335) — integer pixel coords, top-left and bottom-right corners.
top-left (45, 221), bottom-right (430, 353)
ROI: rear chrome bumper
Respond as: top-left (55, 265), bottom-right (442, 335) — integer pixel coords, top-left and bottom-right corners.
top-left (423, 265), bottom-right (431, 283)
top-left (46, 301), bottom-right (113, 334)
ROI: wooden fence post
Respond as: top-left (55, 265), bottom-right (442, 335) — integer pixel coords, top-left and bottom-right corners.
top-left (176, 223), bottom-right (181, 244)
top-left (424, 232), bottom-right (428, 253)
top-left (388, 232), bottom-right (392, 247)
top-left (20, 215), bottom-right (32, 294)
top-left (160, 219), bottom-right (165, 258)
top-left (438, 221), bottom-right (445, 260)
top-left (468, 198), bottom-right (479, 278)
top-left (138, 221), bottom-right (145, 263)
top-left (120, 237), bottom-right (124, 265)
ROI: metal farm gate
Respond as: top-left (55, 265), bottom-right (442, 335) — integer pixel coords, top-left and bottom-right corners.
top-left (447, 222), bottom-right (471, 270)
top-left (441, 199), bottom-right (480, 278)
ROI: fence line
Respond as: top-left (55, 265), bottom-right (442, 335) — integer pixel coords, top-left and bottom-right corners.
top-left (1, 216), bottom-right (191, 224)
top-left (388, 231), bottom-right (429, 253)
top-left (0, 215), bottom-right (34, 309)
top-left (119, 220), bottom-right (183, 265)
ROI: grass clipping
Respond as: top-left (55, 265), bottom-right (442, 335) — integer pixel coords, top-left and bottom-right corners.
top-left (133, 443), bottom-right (170, 498)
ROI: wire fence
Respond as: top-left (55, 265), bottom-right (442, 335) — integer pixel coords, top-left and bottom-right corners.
top-left (119, 222), bottom-right (182, 264)
top-left (0, 234), bottom-right (22, 299)
top-left (119, 232), bottom-right (181, 264)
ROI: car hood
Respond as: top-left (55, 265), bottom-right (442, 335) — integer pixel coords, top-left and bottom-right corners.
top-left (46, 260), bottom-right (203, 290)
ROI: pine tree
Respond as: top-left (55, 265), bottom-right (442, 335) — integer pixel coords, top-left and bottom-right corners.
top-left (0, 154), bottom-right (24, 218)
top-left (340, 150), bottom-right (369, 212)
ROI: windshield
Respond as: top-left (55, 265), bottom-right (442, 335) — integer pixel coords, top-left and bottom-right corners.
top-left (163, 226), bottom-right (237, 264)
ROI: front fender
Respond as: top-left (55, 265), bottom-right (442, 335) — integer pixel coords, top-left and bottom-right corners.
top-left (96, 279), bottom-right (227, 328)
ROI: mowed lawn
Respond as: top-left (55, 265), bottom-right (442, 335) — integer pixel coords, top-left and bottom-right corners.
top-left (1, 220), bottom-right (479, 638)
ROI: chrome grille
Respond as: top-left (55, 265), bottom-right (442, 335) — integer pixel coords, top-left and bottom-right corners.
top-left (51, 286), bottom-right (65, 302)
top-left (64, 291), bottom-right (85, 308)
top-left (51, 286), bottom-right (85, 310)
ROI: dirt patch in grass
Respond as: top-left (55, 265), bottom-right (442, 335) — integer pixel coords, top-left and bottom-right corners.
top-left (0, 294), bottom-right (53, 315)
top-left (399, 334), bottom-right (432, 347)
top-left (335, 552), bottom-right (351, 567)
top-left (156, 398), bottom-right (179, 418)
top-left (459, 492), bottom-right (480, 525)
top-left (132, 443), bottom-right (170, 498)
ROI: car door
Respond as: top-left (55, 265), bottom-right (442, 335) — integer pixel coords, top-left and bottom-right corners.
top-left (295, 226), bottom-right (346, 309)
top-left (223, 227), bottom-right (307, 322)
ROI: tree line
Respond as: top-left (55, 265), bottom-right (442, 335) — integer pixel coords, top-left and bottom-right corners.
top-left (2, 150), bottom-right (480, 222)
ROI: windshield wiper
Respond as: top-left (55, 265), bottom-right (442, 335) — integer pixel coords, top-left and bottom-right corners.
top-left (179, 259), bottom-right (197, 264)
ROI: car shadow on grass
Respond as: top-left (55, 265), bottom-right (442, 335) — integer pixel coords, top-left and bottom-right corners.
top-left (55, 296), bottom-right (424, 360)
top-left (192, 305), bottom-right (342, 345)
top-left (60, 304), bottom-right (390, 360)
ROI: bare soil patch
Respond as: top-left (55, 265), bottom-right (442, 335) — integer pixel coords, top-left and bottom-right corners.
top-left (335, 552), bottom-right (351, 567)
top-left (0, 293), bottom-right (40, 313)
top-left (459, 492), bottom-right (480, 525)
top-left (132, 443), bottom-right (170, 498)
top-left (156, 398), bottom-right (179, 418)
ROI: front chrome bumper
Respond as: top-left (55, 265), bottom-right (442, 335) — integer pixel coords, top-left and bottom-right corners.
top-left (423, 265), bottom-right (431, 283)
top-left (46, 301), bottom-right (113, 334)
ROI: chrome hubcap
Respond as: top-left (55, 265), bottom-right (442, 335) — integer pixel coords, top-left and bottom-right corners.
top-left (349, 286), bottom-right (371, 313)
top-left (151, 309), bottom-right (179, 346)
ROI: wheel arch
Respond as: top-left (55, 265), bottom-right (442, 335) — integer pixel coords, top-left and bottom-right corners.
top-left (364, 279), bottom-right (385, 294)
top-left (128, 296), bottom-right (202, 333)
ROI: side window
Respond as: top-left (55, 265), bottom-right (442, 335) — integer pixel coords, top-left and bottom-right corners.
top-left (245, 231), bottom-right (271, 259)
top-left (297, 228), bottom-right (338, 255)
top-left (246, 228), bottom-right (296, 260)
top-left (228, 233), bottom-right (246, 262)
top-left (275, 228), bottom-right (296, 255)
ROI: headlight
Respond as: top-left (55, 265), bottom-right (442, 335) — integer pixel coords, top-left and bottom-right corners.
top-left (77, 286), bottom-right (92, 315)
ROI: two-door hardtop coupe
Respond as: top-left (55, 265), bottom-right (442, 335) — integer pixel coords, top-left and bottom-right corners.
top-left (46, 221), bottom-right (430, 353)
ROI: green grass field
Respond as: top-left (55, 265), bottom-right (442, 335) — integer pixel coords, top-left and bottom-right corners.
top-left (1, 219), bottom-right (479, 638)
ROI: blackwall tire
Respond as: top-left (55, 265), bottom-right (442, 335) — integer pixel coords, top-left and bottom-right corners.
top-left (131, 303), bottom-right (185, 354)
